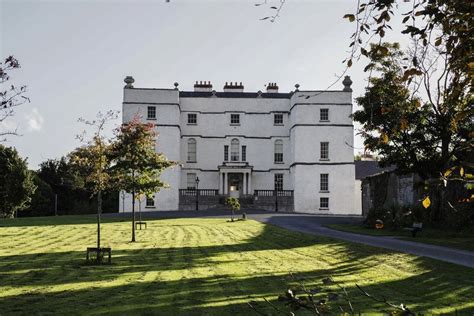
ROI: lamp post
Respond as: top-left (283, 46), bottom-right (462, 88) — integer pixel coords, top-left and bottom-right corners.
top-left (195, 176), bottom-right (200, 211)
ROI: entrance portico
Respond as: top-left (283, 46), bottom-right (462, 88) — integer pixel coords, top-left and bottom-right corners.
top-left (218, 162), bottom-right (253, 196)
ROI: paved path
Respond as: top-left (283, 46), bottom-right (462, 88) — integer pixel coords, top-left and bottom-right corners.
top-left (108, 210), bottom-right (474, 268)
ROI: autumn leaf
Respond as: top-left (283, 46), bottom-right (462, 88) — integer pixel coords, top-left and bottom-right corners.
top-left (380, 133), bottom-right (389, 144)
top-left (444, 168), bottom-right (453, 177)
top-left (460, 167), bottom-right (465, 177)
top-left (343, 14), bottom-right (355, 22)
top-left (422, 196), bottom-right (431, 209)
top-left (400, 118), bottom-right (408, 130)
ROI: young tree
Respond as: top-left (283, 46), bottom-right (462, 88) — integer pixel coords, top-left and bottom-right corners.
top-left (0, 56), bottom-right (30, 141)
top-left (110, 116), bottom-right (175, 242)
top-left (70, 111), bottom-right (118, 262)
top-left (0, 145), bottom-right (36, 218)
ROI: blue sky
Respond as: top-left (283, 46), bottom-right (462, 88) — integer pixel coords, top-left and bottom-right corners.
top-left (1, 0), bottom-right (410, 168)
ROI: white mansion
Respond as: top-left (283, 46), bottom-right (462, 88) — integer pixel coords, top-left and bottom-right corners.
top-left (120, 77), bottom-right (358, 215)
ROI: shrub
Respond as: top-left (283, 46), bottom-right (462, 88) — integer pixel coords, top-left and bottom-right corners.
top-left (225, 197), bottom-right (240, 221)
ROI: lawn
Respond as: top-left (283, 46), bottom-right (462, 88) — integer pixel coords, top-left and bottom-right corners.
top-left (326, 224), bottom-right (474, 252)
top-left (1, 215), bottom-right (473, 315)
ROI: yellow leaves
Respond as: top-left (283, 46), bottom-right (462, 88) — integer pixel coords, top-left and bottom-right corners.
top-left (380, 133), bottom-right (389, 144)
top-left (422, 196), bottom-right (431, 209)
top-left (469, 62), bottom-right (474, 69)
top-left (400, 118), bottom-right (409, 131)
top-left (460, 167), bottom-right (464, 177)
top-left (444, 168), bottom-right (453, 177)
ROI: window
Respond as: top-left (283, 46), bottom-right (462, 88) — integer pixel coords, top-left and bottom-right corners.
top-left (230, 114), bottom-right (240, 125)
top-left (274, 139), bottom-right (283, 163)
top-left (320, 108), bottom-right (329, 121)
top-left (231, 139), bottom-right (240, 161)
top-left (274, 174), bottom-right (283, 191)
top-left (187, 138), bottom-right (197, 162)
top-left (320, 197), bottom-right (329, 209)
top-left (274, 113), bottom-right (283, 125)
top-left (187, 113), bottom-right (197, 124)
top-left (146, 196), bottom-right (155, 207)
top-left (320, 142), bottom-right (329, 160)
top-left (224, 145), bottom-right (229, 161)
top-left (320, 173), bottom-right (329, 191)
top-left (187, 173), bottom-right (196, 189)
top-left (242, 145), bottom-right (247, 161)
top-left (147, 106), bottom-right (156, 120)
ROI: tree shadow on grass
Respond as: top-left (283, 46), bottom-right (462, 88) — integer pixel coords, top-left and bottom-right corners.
top-left (1, 220), bottom-right (473, 314)
top-left (1, 264), bottom-right (473, 315)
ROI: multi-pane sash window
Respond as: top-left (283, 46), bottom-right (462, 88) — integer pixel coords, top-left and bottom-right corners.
top-left (320, 108), bottom-right (329, 121)
top-left (274, 140), bottom-right (283, 163)
top-left (187, 173), bottom-right (196, 189)
top-left (146, 197), bottom-right (155, 207)
top-left (274, 174), bottom-right (283, 191)
top-left (320, 142), bottom-right (329, 160)
top-left (320, 173), bottom-right (329, 191)
top-left (187, 138), bottom-right (197, 162)
top-left (274, 113), bottom-right (283, 125)
top-left (320, 197), bottom-right (329, 209)
top-left (242, 145), bottom-right (247, 161)
top-left (224, 145), bottom-right (229, 161)
top-left (187, 113), bottom-right (197, 124)
top-left (147, 106), bottom-right (156, 119)
top-left (230, 114), bottom-right (240, 125)
top-left (231, 139), bottom-right (240, 161)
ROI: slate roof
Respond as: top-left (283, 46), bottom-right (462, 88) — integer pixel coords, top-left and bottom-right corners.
top-left (355, 160), bottom-right (395, 180)
top-left (179, 91), bottom-right (292, 99)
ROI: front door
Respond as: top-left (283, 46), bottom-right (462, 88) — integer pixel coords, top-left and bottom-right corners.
top-left (228, 173), bottom-right (243, 198)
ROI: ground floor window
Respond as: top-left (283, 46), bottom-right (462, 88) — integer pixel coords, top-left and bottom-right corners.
top-left (146, 196), bottom-right (155, 207)
top-left (274, 173), bottom-right (283, 191)
top-left (187, 173), bottom-right (196, 189)
top-left (320, 197), bottom-right (329, 209)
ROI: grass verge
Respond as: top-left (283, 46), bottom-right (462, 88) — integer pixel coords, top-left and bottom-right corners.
top-left (326, 224), bottom-right (474, 252)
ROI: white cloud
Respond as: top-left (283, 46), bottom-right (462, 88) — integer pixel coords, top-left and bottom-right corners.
top-left (25, 108), bottom-right (44, 132)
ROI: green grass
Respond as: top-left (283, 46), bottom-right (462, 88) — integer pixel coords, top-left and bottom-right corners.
top-left (1, 215), bottom-right (473, 315)
top-left (326, 224), bottom-right (474, 252)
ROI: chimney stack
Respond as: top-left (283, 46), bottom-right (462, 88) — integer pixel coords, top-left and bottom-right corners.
top-left (194, 81), bottom-right (213, 92)
top-left (266, 82), bottom-right (279, 93)
top-left (224, 81), bottom-right (244, 93)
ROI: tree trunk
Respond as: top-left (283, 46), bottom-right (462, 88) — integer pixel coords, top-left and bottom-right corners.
top-left (132, 190), bottom-right (136, 242)
top-left (97, 189), bottom-right (102, 263)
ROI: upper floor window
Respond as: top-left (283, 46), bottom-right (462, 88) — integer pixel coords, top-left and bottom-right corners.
top-left (274, 113), bottom-right (283, 125)
top-left (147, 106), bottom-right (156, 120)
top-left (320, 108), bottom-right (329, 121)
top-left (146, 196), bottom-right (155, 207)
top-left (274, 139), bottom-right (283, 163)
top-left (187, 173), bottom-right (196, 189)
top-left (274, 174), bottom-right (283, 191)
top-left (231, 139), bottom-right (240, 161)
top-left (320, 173), bottom-right (329, 192)
top-left (224, 145), bottom-right (229, 161)
top-left (320, 142), bottom-right (329, 160)
top-left (230, 114), bottom-right (240, 125)
top-left (242, 145), bottom-right (247, 161)
top-left (187, 138), bottom-right (197, 162)
top-left (187, 113), bottom-right (197, 124)
top-left (320, 197), bottom-right (329, 209)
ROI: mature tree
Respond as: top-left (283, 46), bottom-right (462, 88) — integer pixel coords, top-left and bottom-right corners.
top-left (22, 172), bottom-right (54, 217)
top-left (0, 145), bottom-right (36, 218)
top-left (0, 56), bottom-right (29, 141)
top-left (70, 111), bottom-right (118, 259)
top-left (110, 116), bottom-right (175, 242)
